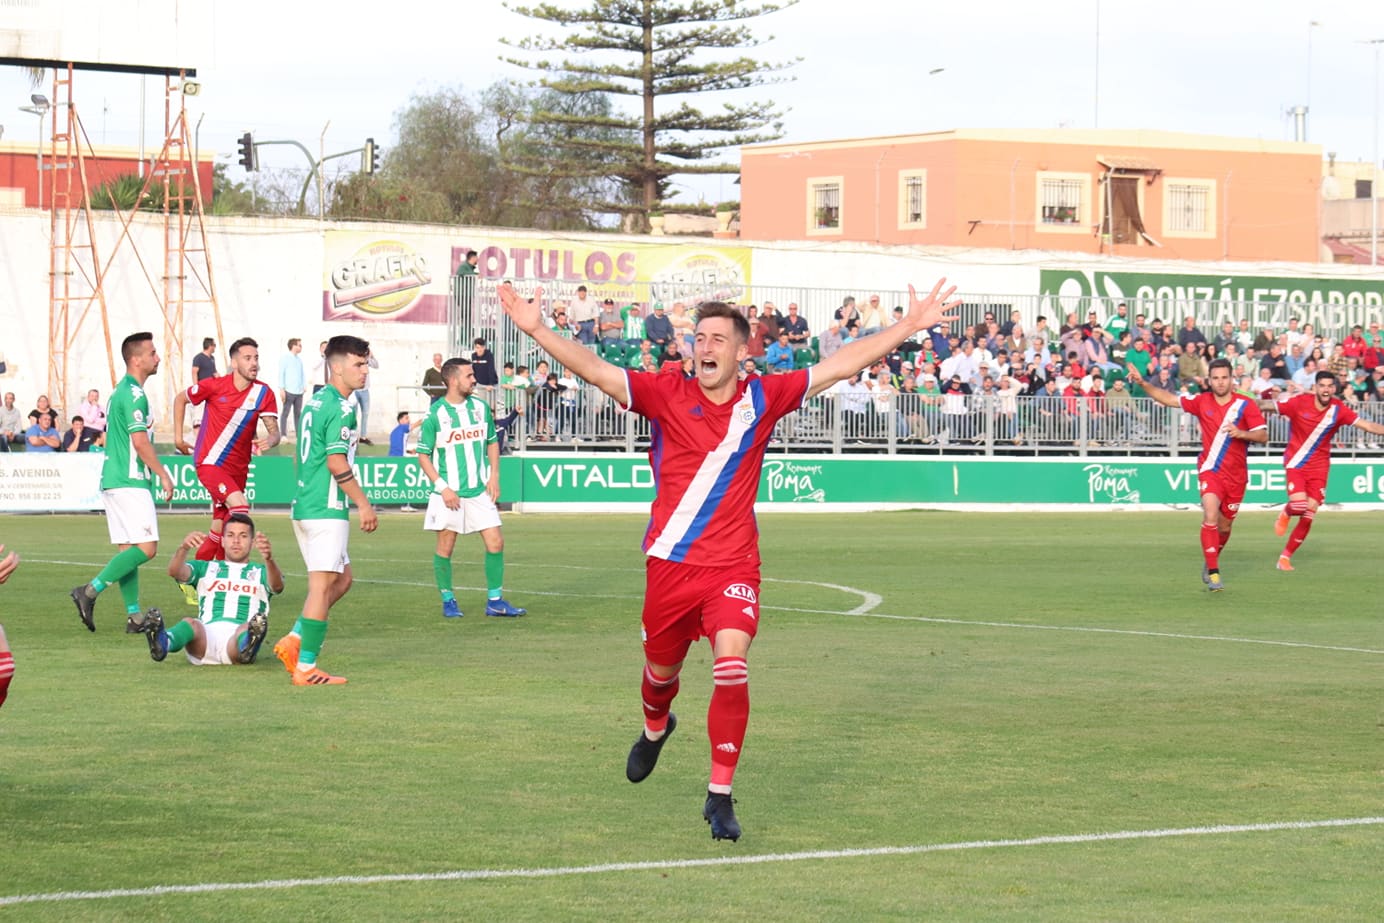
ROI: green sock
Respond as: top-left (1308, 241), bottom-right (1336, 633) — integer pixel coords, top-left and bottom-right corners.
top-left (297, 617), bottom-right (328, 670)
top-left (96, 547), bottom-right (151, 593)
top-left (485, 551), bottom-right (504, 599)
top-left (291, 616), bottom-right (304, 637)
top-left (166, 620), bottom-right (196, 653)
top-left (118, 570), bottom-right (141, 615)
top-left (434, 554), bottom-right (455, 601)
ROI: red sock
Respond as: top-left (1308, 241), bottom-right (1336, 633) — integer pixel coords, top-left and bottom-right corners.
top-left (708, 657), bottom-right (749, 790)
top-left (640, 664), bottom-right (679, 735)
top-left (0, 651), bottom-right (13, 710)
top-left (1217, 530), bottom-right (1231, 552)
top-left (194, 531), bottom-right (222, 561)
top-left (1284, 510), bottom-right (1315, 557)
top-left (1199, 523), bottom-right (1221, 572)
top-left (1285, 499), bottom-right (1310, 517)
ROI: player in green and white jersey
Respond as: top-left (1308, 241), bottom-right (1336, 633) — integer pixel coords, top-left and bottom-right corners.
top-left (70, 332), bottom-right (175, 634)
top-left (271, 335), bottom-right (378, 686)
top-left (143, 514), bottom-right (284, 665)
top-left (416, 357), bottom-right (526, 619)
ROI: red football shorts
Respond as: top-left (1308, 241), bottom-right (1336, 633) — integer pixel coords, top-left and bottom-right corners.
top-left (1198, 471), bottom-right (1246, 521)
top-left (196, 464), bottom-right (247, 513)
top-left (640, 556), bottom-right (761, 666)
top-left (1285, 469), bottom-right (1327, 504)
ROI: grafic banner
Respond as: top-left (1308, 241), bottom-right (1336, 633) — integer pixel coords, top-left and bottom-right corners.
top-left (13, 454), bottom-right (1384, 513)
top-left (322, 234), bottom-right (448, 324)
top-left (1038, 268), bottom-right (1384, 332)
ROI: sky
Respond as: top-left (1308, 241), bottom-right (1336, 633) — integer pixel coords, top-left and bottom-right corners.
top-left (3, 0), bottom-right (1384, 208)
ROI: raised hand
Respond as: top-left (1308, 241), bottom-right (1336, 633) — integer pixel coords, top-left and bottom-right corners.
top-left (904, 279), bottom-right (962, 333)
top-left (498, 282), bottom-right (546, 335)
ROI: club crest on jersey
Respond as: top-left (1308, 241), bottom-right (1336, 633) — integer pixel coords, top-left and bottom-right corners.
top-left (340, 426), bottom-right (352, 442)
top-left (132, 409), bottom-right (145, 424)
top-left (736, 400), bottom-right (756, 425)
top-left (723, 583), bottom-right (757, 604)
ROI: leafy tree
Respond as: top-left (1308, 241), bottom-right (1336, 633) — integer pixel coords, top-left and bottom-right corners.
top-left (501, 0), bottom-right (798, 228)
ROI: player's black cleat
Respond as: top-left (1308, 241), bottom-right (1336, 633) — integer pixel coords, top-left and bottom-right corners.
top-left (142, 609), bottom-right (168, 662)
top-left (238, 612), bottom-right (268, 665)
top-left (626, 713), bottom-right (677, 783)
top-left (70, 585), bottom-right (96, 632)
top-left (703, 790), bottom-right (741, 842)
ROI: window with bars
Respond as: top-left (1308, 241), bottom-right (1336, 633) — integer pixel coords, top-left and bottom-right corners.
top-left (901, 173), bottom-right (925, 226)
top-left (813, 182), bottom-right (840, 230)
top-left (1040, 177), bottom-right (1083, 224)
top-left (1167, 183), bottom-right (1209, 232)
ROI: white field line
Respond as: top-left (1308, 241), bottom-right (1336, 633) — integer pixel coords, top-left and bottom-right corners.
top-left (2, 816), bottom-right (1380, 907)
top-left (30, 560), bottom-right (1379, 655)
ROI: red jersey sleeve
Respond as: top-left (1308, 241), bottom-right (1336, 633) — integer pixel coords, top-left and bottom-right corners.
top-left (1338, 401), bottom-right (1359, 428)
top-left (625, 368), bottom-right (675, 421)
top-left (758, 369), bottom-right (811, 423)
top-left (186, 375), bottom-right (221, 406)
top-left (1240, 398), bottom-right (1267, 431)
top-left (1178, 394), bottom-right (1197, 414)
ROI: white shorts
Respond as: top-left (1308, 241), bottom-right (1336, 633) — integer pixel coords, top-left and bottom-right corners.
top-left (102, 487), bottom-right (159, 545)
top-left (424, 491), bottom-right (501, 535)
top-left (293, 518), bottom-right (351, 573)
top-left (185, 619), bottom-right (241, 666)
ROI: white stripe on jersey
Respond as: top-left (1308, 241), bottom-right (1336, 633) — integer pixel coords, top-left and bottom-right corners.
top-left (205, 382), bottom-right (268, 463)
top-left (1285, 404), bottom-right (1338, 469)
top-left (646, 393), bottom-right (757, 560)
top-left (1198, 398), bottom-right (1250, 474)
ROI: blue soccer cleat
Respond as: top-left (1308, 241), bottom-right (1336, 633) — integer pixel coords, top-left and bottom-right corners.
top-left (484, 598), bottom-right (526, 618)
top-left (143, 609), bottom-right (169, 662)
top-left (441, 598), bottom-right (463, 619)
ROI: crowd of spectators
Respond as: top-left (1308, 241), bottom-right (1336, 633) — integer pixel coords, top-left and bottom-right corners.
top-left (0, 389), bottom-right (109, 453)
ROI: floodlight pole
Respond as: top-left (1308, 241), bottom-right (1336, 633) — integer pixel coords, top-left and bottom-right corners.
top-left (19, 102), bottom-right (48, 208)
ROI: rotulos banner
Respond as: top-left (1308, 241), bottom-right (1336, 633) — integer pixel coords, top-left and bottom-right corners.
top-left (7, 453), bottom-right (1384, 513)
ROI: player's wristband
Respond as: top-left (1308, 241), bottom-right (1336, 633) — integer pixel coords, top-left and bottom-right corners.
top-left (433, 477), bottom-right (448, 492)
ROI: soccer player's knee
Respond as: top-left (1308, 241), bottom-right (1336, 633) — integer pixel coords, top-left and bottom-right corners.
top-left (336, 571), bottom-right (354, 595)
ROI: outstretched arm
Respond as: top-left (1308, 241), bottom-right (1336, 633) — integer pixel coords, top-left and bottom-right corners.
top-left (1125, 364), bottom-right (1181, 409)
top-left (168, 531), bottom-right (202, 581)
top-left (499, 283), bottom-right (628, 404)
top-left (806, 279), bottom-right (960, 400)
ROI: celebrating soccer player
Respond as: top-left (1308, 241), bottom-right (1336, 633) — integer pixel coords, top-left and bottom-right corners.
top-left (171, 337), bottom-right (280, 579)
top-left (1261, 370), bottom-right (1384, 570)
top-left (415, 357), bottom-right (526, 619)
top-left (70, 332), bottom-right (175, 632)
top-left (500, 278), bottom-right (960, 841)
top-left (143, 515), bottom-right (284, 665)
top-left (1127, 358), bottom-right (1267, 591)
top-left (271, 335), bottom-right (378, 686)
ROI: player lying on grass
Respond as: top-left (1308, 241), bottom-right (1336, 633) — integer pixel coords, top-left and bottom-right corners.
top-left (135, 515), bottom-right (284, 665)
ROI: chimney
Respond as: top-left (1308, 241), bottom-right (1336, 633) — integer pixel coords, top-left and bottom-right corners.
top-left (1289, 105), bottom-right (1308, 142)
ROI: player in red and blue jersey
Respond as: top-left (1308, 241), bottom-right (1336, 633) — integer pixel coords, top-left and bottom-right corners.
top-left (1128, 358), bottom-right (1267, 592)
top-left (173, 338), bottom-right (280, 565)
top-left (1262, 370), bottom-right (1384, 571)
top-left (501, 279), bottom-right (960, 841)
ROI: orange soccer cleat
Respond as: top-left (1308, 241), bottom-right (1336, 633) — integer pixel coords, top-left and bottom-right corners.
top-left (1274, 511), bottom-right (1291, 536)
top-left (1276, 554), bottom-right (1295, 572)
top-left (272, 634), bottom-right (300, 674)
top-left (291, 667), bottom-right (348, 686)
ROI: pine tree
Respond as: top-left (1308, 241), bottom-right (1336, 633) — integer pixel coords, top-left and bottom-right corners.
top-left (502, 0), bottom-right (798, 229)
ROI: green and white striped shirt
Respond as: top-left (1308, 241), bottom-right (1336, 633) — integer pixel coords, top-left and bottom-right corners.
top-left (416, 396), bottom-right (495, 499)
top-left (180, 559), bottom-right (275, 624)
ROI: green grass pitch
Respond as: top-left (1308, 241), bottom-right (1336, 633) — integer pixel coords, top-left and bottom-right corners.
top-left (0, 509), bottom-right (1380, 921)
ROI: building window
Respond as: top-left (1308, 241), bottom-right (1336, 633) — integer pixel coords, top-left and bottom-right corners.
top-left (899, 170), bottom-right (926, 229)
top-left (1040, 178), bottom-right (1083, 224)
top-left (1034, 171), bottom-right (1090, 235)
top-left (807, 176), bottom-right (843, 235)
top-left (1161, 177), bottom-right (1216, 239)
top-left (1357, 179), bottom-right (1374, 199)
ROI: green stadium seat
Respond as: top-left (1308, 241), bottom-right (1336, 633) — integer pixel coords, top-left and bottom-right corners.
top-left (793, 348), bottom-right (815, 368)
top-left (601, 342), bottom-right (624, 363)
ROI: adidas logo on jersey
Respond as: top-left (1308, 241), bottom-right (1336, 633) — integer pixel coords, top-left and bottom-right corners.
top-left (723, 583), bottom-right (757, 604)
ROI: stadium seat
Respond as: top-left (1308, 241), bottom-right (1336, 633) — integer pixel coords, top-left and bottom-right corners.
top-left (794, 348), bottom-right (815, 369)
top-left (601, 342), bottom-right (624, 363)
top-left (809, 336), bottom-right (821, 362)
top-left (753, 356), bottom-right (767, 372)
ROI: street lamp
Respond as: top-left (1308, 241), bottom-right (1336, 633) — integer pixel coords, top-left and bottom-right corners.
top-left (19, 93), bottom-right (50, 209)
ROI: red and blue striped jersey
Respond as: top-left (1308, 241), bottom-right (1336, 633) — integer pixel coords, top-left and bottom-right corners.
top-left (1178, 391), bottom-right (1266, 477)
top-left (188, 375), bottom-right (278, 474)
top-left (624, 369), bottom-right (810, 566)
top-left (1278, 393), bottom-right (1356, 471)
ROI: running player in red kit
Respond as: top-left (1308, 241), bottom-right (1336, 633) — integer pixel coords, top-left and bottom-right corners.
top-left (501, 279), bottom-right (960, 841)
top-left (1127, 358), bottom-right (1267, 591)
top-left (1262, 370), bottom-right (1384, 570)
top-left (172, 337), bottom-right (280, 568)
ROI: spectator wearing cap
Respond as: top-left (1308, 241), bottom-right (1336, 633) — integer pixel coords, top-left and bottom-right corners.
top-left (644, 302), bottom-right (673, 347)
top-left (597, 298), bottom-right (623, 347)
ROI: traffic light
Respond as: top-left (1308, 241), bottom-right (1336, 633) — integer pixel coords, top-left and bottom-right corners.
top-left (363, 137), bottom-right (380, 175)
top-left (236, 132), bottom-right (257, 172)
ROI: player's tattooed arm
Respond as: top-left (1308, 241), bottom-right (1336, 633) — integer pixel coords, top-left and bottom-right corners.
top-left (257, 416), bottom-right (282, 452)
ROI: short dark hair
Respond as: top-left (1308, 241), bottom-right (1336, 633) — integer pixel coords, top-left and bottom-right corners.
top-left (1207, 358), bottom-right (1233, 375)
top-left (397, 411), bottom-right (410, 422)
top-left (466, 249), bottom-right (478, 259)
top-left (324, 335), bottom-right (370, 364)
top-left (474, 337), bottom-right (486, 347)
top-left (224, 512), bottom-right (255, 535)
top-left (229, 337), bottom-right (258, 358)
top-left (71, 415), bottom-right (84, 424)
top-left (441, 357), bottom-right (472, 382)
top-left (202, 337), bottom-right (216, 350)
top-left (121, 332), bottom-right (154, 363)
top-left (695, 301), bottom-right (751, 343)
top-left (1316, 370), bottom-right (1339, 384)
top-left (287, 337), bottom-right (301, 350)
